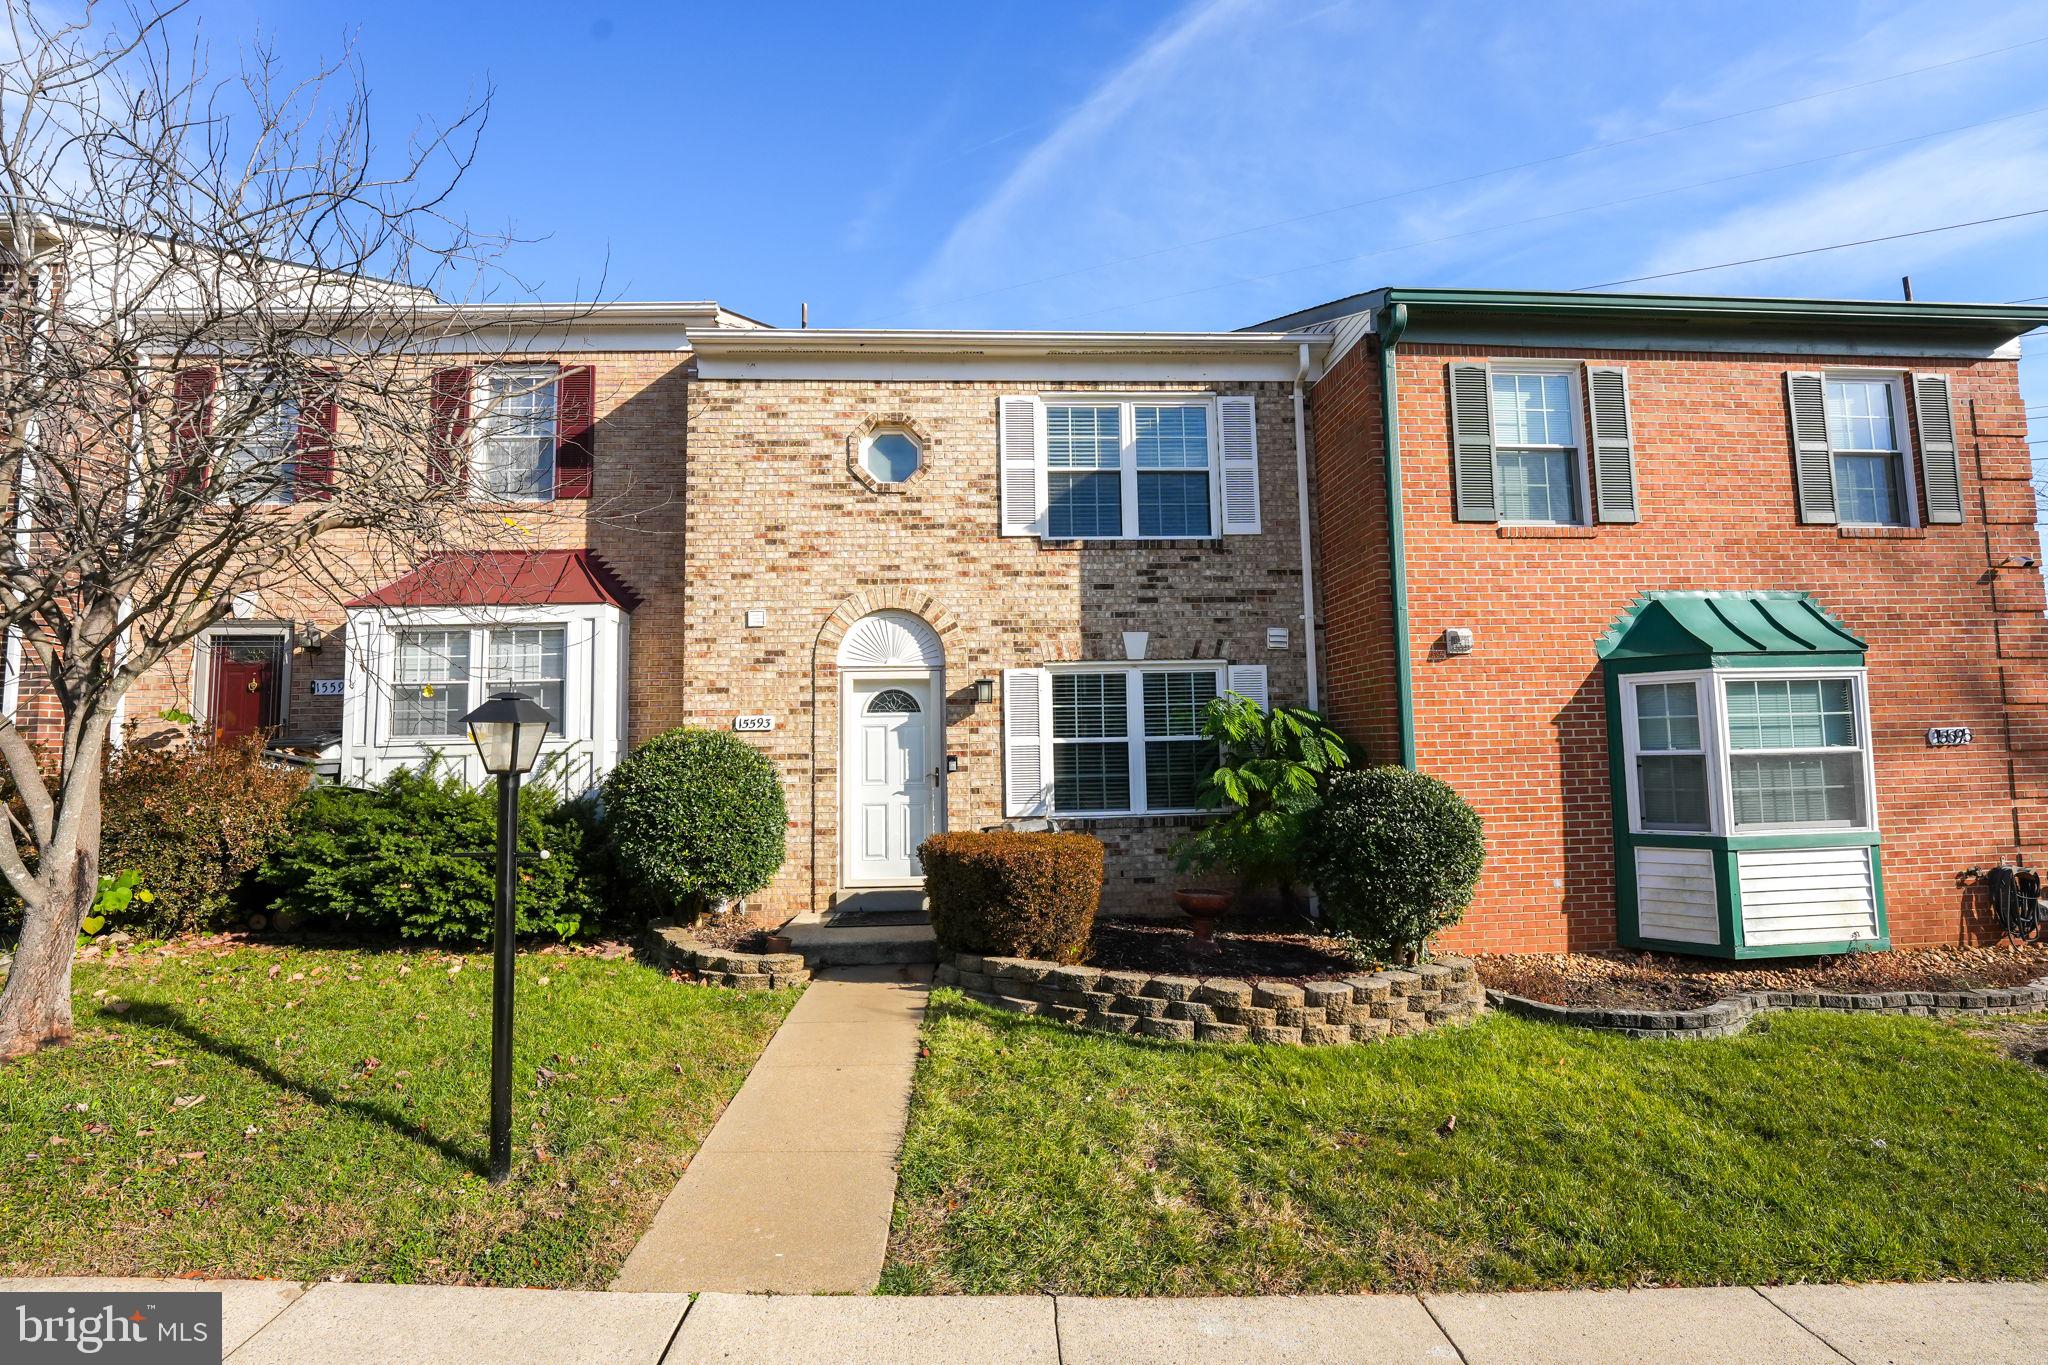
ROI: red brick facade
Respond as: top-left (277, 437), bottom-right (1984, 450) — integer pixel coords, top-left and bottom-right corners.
top-left (1310, 332), bottom-right (2042, 953)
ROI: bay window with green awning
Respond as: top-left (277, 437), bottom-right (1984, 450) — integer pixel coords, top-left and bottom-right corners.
top-left (1598, 591), bottom-right (1887, 958)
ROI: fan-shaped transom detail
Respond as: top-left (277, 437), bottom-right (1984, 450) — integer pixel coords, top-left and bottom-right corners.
top-left (835, 609), bottom-right (945, 669)
top-left (866, 688), bottom-right (921, 714)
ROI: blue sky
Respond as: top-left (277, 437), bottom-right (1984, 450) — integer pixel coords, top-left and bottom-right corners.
top-left (219, 0), bottom-right (2048, 405)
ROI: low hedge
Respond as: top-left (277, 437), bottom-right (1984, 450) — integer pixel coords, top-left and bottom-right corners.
top-left (100, 735), bottom-right (307, 936)
top-left (1304, 765), bottom-right (1484, 965)
top-left (604, 727), bottom-right (787, 917)
top-left (254, 765), bottom-right (601, 942)
top-left (920, 831), bottom-right (1103, 962)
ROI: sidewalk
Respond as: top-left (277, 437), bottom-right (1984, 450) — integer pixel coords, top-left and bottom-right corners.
top-left (6, 1277), bottom-right (2043, 1363)
top-left (611, 965), bottom-right (931, 1294)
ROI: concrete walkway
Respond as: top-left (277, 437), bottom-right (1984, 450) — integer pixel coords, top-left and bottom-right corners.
top-left (611, 964), bottom-right (930, 1295)
top-left (7, 1279), bottom-right (2044, 1363)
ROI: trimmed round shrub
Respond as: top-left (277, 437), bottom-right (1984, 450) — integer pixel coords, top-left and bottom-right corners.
top-left (100, 735), bottom-right (307, 936)
top-left (604, 727), bottom-right (787, 915)
top-left (1303, 765), bottom-right (1484, 965)
top-left (921, 831), bottom-right (1103, 962)
top-left (254, 765), bottom-right (596, 942)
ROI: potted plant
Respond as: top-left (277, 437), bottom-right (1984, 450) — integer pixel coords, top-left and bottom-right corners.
top-left (1172, 694), bottom-right (1350, 938)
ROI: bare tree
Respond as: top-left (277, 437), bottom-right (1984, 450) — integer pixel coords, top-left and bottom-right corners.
top-left (0, 1), bottom-right (573, 1057)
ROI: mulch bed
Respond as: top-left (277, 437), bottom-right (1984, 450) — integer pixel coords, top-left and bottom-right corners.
top-left (1476, 942), bottom-right (2048, 1010)
top-left (1083, 917), bottom-right (1365, 984)
top-left (679, 911), bottom-right (790, 954)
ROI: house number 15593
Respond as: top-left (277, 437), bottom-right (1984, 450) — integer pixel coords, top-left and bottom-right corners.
top-left (732, 715), bottom-right (775, 733)
top-left (1926, 726), bottom-right (1973, 747)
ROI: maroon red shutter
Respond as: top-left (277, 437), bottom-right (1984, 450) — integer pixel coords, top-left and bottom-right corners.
top-left (554, 364), bottom-right (595, 499)
top-left (167, 368), bottom-right (218, 497)
top-left (169, 367), bottom-right (216, 494)
top-left (427, 366), bottom-right (472, 488)
top-left (295, 371), bottom-right (339, 499)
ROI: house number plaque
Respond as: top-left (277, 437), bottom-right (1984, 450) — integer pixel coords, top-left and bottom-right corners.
top-left (1926, 726), bottom-right (1972, 747)
top-left (732, 715), bottom-right (775, 733)
top-left (309, 678), bottom-right (343, 697)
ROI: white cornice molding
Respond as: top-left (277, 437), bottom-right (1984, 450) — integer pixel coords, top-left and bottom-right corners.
top-left (687, 328), bottom-right (1332, 381)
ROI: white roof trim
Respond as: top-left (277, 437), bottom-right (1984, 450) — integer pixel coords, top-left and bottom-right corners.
top-left (689, 327), bottom-right (1332, 381)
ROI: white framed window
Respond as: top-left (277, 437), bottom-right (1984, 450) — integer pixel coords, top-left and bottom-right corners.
top-left (1823, 374), bottom-right (1915, 528)
top-left (1489, 366), bottom-right (1587, 525)
top-left (1620, 669), bottom-right (1875, 837)
top-left (219, 368), bottom-right (297, 506)
top-left (1048, 664), bottom-right (1222, 815)
top-left (389, 623), bottom-right (567, 741)
top-left (1723, 676), bottom-right (1868, 829)
top-left (1044, 397), bottom-right (1216, 540)
top-left (1630, 678), bottom-right (1710, 832)
top-left (392, 627), bottom-right (471, 738)
top-left (472, 365), bottom-right (557, 502)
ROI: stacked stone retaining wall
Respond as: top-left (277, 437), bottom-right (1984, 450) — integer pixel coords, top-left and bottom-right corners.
top-left (935, 952), bottom-right (1485, 1045)
top-left (641, 922), bottom-right (812, 991)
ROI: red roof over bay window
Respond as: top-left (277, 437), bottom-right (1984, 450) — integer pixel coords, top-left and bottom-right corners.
top-left (346, 549), bottom-right (641, 611)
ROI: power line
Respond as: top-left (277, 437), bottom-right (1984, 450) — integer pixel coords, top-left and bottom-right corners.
top-left (1044, 102), bottom-right (2048, 325)
top-left (879, 32), bottom-right (2048, 323)
top-left (1575, 207), bottom-right (2048, 290)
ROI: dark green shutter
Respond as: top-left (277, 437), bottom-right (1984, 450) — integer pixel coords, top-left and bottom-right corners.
top-left (1784, 371), bottom-right (1836, 524)
top-left (1913, 373), bottom-right (1963, 524)
top-left (1448, 362), bottom-right (1497, 522)
top-left (1586, 365), bottom-right (1639, 523)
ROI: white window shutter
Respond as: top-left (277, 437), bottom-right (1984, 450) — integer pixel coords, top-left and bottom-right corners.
top-left (1912, 373), bottom-right (1964, 525)
top-left (1002, 668), bottom-right (1053, 816)
top-left (1217, 395), bottom-right (1261, 534)
top-left (1225, 663), bottom-right (1269, 710)
top-left (998, 395), bottom-right (1046, 536)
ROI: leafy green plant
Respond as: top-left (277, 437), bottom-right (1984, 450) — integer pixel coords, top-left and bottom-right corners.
top-left (603, 728), bottom-right (787, 918)
top-left (100, 734), bottom-right (306, 935)
top-left (254, 764), bottom-right (597, 942)
top-left (1171, 694), bottom-right (1349, 902)
top-left (82, 870), bottom-right (151, 936)
top-left (1303, 765), bottom-right (1484, 964)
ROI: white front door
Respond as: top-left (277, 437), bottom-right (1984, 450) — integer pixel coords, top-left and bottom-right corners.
top-left (846, 678), bottom-right (935, 883)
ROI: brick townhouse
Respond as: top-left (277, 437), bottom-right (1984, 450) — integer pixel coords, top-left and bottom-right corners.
top-left (23, 281), bottom-right (2047, 957)
top-left (1275, 287), bottom-right (2048, 957)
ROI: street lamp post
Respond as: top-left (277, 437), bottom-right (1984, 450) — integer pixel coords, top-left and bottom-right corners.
top-left (462, 690), bottom-right (554, 1184)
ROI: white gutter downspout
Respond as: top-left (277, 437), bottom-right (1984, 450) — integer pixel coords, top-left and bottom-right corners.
top-left (1292, 342), bottom-right (1319, 710)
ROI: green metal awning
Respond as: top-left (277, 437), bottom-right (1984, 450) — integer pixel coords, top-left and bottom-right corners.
top-left (1596, 591), bottom-right (1867, 670)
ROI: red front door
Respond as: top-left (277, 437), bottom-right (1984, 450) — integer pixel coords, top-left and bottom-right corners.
top-left (210, 636), bottom-right (283, 740)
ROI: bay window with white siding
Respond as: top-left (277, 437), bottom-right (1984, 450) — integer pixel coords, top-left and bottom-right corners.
top-left (1602, 591), bottom-right (1886, 959)
top-left (342, 604), bottom-right (628, 795)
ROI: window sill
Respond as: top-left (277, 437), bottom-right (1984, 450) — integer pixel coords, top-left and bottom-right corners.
top-left (1052, 810), bottom-right (1217, 828)
top-left (1037, 537), bottom-right (1221, 552)
top-left (1496, 524), bottom-right (1597, 539)
top-left (1836, 525), bottom-right (1927, 539)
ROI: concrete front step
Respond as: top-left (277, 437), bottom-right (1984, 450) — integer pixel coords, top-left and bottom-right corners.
top-left (785, 915), bottom-right (938, 967)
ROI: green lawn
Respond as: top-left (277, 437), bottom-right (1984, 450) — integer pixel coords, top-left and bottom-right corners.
top-left (0, 944), bottom-right (794, 1287)
top-left (885, 993), bottom-right (2048, 1295)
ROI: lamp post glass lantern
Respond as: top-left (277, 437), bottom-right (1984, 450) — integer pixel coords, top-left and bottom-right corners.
top-left (463, 690), bottom-right (554, 1183)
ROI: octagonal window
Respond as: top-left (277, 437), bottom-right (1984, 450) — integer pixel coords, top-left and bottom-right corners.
top-left (862, 430), bottom-right (923, 484)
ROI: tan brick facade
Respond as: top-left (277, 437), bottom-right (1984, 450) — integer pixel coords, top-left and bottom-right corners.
top-left (1312, 334), bottom-right (2042, 954)
top-left (681, 377), bottom-right (1312, 918)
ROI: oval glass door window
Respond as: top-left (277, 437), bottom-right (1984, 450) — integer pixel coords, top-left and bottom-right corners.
top-left (863, 431), bottom-right (923, 484)
top-left (867, 688), bottom-right (921, 714)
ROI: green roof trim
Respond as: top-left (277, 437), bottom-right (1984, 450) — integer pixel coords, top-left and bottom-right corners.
top-left (1254, 286), bottom-right (2048, 341)
top-left (1596, 591), bottom-right (1867, 666)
